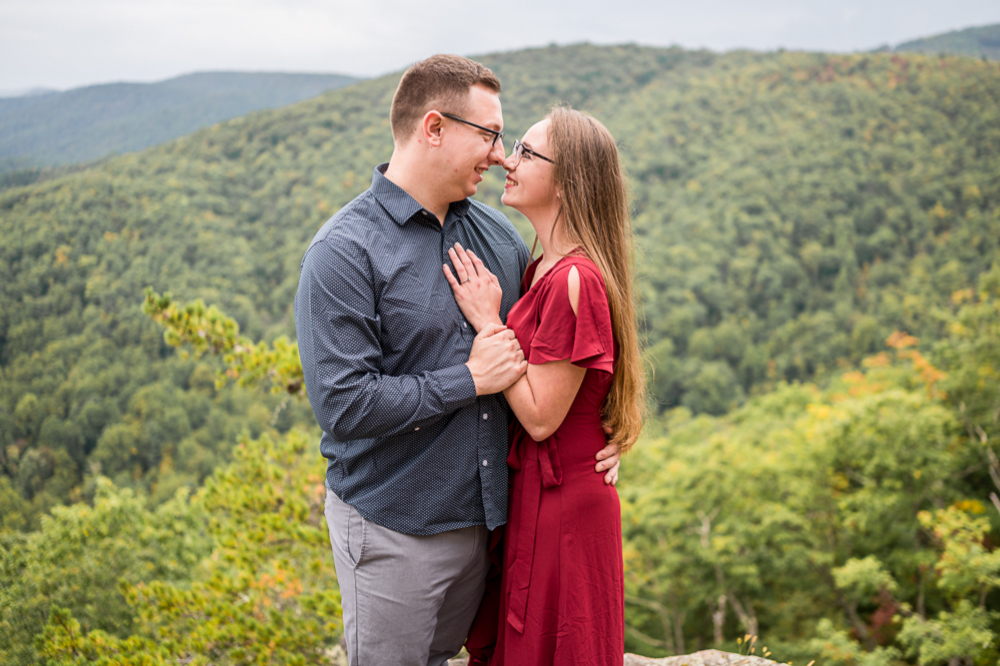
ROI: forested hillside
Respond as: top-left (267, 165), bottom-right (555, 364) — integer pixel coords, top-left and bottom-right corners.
top-left (8, 261), bottom-right (1000, 665)
top-left (2, 42), bottom-right (1000, 665)
top-left (0, 71), bottom-right (357, 174)
top-left (895, 23), bottom-right (1000, 61)
top-left (2, 44), bottom-right (999, 528)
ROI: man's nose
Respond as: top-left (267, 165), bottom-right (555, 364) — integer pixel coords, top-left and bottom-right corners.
top-left (488, 139), bottom-right (506, 165)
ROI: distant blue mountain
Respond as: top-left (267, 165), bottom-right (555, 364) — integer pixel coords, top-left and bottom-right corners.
top-left (893, 23), bottom-right (1000, 60)
top-left (0, 71), bottom-right (358, 173)
top-left (0, 87), bottom-right (58, 99)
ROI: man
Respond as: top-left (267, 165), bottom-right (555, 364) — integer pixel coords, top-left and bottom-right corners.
top-left (294, 55), bottom-right (620, 666)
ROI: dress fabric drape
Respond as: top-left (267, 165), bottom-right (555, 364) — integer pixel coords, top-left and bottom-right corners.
top-left (473, 253), bottom-right (624, 666)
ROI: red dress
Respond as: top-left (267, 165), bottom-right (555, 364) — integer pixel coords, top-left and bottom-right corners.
top-left (491, 253), bottom-right (624, 665)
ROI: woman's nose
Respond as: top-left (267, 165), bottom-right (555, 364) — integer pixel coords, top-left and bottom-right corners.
top-left (502, 154), bottom-right (517, 172)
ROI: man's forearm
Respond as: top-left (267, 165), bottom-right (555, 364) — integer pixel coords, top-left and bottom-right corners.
top-left (307, 363), bottom-right (477, 441)
top-left (295, 234), bottom-right (482, 443)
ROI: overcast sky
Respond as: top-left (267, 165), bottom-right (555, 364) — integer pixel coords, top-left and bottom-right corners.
top-left (3, 0), bottom-right (999, 93)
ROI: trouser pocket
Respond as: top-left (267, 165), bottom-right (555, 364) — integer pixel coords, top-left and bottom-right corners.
top-left (325, 490), bottom-right (366, 569)
top-left (346, 502), bottom-right (366, 568)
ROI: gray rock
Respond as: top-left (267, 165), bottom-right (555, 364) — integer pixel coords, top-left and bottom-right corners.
top-left (448, 649), bottom-right (780, 666)
top-left (624, 649), bottom-right (780, 666)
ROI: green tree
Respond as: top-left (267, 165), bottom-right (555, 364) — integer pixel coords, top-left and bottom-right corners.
top-left (35, 430), bottom-right (341, 666)
top-left (0, 479), bottom-right (208, 665)
top-left (620, 307), bottom-right (1000, 663)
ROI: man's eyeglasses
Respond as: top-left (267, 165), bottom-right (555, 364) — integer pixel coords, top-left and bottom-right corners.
top-left (441, 112), bottom-right (504, 147)
top-left (510, 139), bottom-right (555, 168)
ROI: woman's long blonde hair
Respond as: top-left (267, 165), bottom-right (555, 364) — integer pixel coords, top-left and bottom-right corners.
top-left (547, 106), bottom-right (645, 453)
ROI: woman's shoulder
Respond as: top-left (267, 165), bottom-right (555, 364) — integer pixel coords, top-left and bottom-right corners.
top-left (544, 253), bottom-right (606, 290)
top-left (528, 252), bottom-right (615, 371)
top-left (533, 253), bottom-right (607, 319)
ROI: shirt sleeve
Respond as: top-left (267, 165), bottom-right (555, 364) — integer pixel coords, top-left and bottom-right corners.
top-left (528, 261), bottom-right (615, 373)
top-left (294, 234), bottom-right (477, 441)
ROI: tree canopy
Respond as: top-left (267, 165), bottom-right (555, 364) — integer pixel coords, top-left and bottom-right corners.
top-left (3, 46), bottom-right (998, 528)
top-left (2, 43), bottom-right (1000, 665)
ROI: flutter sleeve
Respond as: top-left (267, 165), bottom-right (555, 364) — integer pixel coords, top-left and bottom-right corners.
top-left (528, 259), bottom-right (615, 373)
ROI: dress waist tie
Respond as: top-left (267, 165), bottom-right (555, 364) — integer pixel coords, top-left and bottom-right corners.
top-left (505, 422), bottom-right (563, 634)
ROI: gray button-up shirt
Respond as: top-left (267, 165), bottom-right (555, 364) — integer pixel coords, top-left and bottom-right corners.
top-left (295, 164), bottom-right (530, 535)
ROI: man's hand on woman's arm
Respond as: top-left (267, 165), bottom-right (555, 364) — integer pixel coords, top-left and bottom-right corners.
top-left (465, 324), bottom-right (527, 395)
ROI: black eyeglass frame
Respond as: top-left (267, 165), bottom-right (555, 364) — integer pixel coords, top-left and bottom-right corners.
top-left (511, 139), bottom-right (555, 167)
top-left (440, 112), bottom-right (505, 147)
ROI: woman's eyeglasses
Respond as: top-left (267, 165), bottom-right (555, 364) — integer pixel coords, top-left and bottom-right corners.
top-left (510, 139), bottom-right (554, 168)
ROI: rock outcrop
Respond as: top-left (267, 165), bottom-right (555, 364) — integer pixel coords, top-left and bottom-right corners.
top-left (447, 650), bottom-right (780, 666)
top-left (624, 649), bottom-right (780, 666)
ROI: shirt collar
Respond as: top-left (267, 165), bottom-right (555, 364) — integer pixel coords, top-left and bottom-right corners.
top-left (371, 163), bottom-right (471, 227)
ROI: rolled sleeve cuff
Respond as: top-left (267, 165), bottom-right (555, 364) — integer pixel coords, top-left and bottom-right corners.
top-left (434, 364), bottom-right (478, 413)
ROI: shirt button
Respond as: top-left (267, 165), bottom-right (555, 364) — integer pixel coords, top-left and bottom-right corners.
top-left (482, 413), bottom-right (488, 420)
top-left (421, 210), bottom-right (428, 216)
top-left (414, 427), bottom-right (420, 431)
top-left (483, 460), bottom-right (489, 467)
top-left (463, 322), bottom-right (468, 328)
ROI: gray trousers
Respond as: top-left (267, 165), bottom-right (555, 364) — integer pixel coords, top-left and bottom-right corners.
top-left (324, 490), bottom-right (490, 666)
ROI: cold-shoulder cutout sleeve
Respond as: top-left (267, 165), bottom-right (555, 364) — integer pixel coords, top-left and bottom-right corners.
top-left (528, 259), bottom-right (615, 373)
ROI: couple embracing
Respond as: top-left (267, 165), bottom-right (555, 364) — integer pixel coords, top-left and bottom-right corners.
top-left (294, 54), bottom-right (644, 666)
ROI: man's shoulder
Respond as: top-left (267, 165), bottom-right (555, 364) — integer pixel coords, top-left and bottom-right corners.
top-left (466, 198), bottom-right (514, 230)
top-left (305, 189), bottom-right (380, 255)
top-left (466, 199), bottom-right (527, 250)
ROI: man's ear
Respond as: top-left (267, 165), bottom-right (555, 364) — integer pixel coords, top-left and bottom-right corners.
top-left (422, 110), bottom-right (445, 147)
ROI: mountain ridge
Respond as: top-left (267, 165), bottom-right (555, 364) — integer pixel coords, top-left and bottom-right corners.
top-left (892, 22), bottom-right (1000, 60)
top-left (0, 71), bottom-right (359, 173)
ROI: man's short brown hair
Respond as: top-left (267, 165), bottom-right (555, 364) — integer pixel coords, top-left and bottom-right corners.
top-left (390, 54), bottom-right (501, 142)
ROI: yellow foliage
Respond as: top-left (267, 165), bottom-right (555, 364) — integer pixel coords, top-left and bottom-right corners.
top-left (886, 331), bottom-right (919, 350)
top-left (807, 404), bottom-right (831, 420)
top-left (930, 201), bottom-right (950, 220)
top-left (951, 499), bottom-right (986, 515)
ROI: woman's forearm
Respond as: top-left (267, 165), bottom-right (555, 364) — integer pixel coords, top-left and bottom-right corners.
top-left (503, 361), bottom-right (586, 441)
top-left (503, 374), bottom-right (537, 426)
top-left (474, 314), bottom-right (504, 333)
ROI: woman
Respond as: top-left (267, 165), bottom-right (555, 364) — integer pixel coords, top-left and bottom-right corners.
top-left (443, 107), bottom-right (645, 665)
